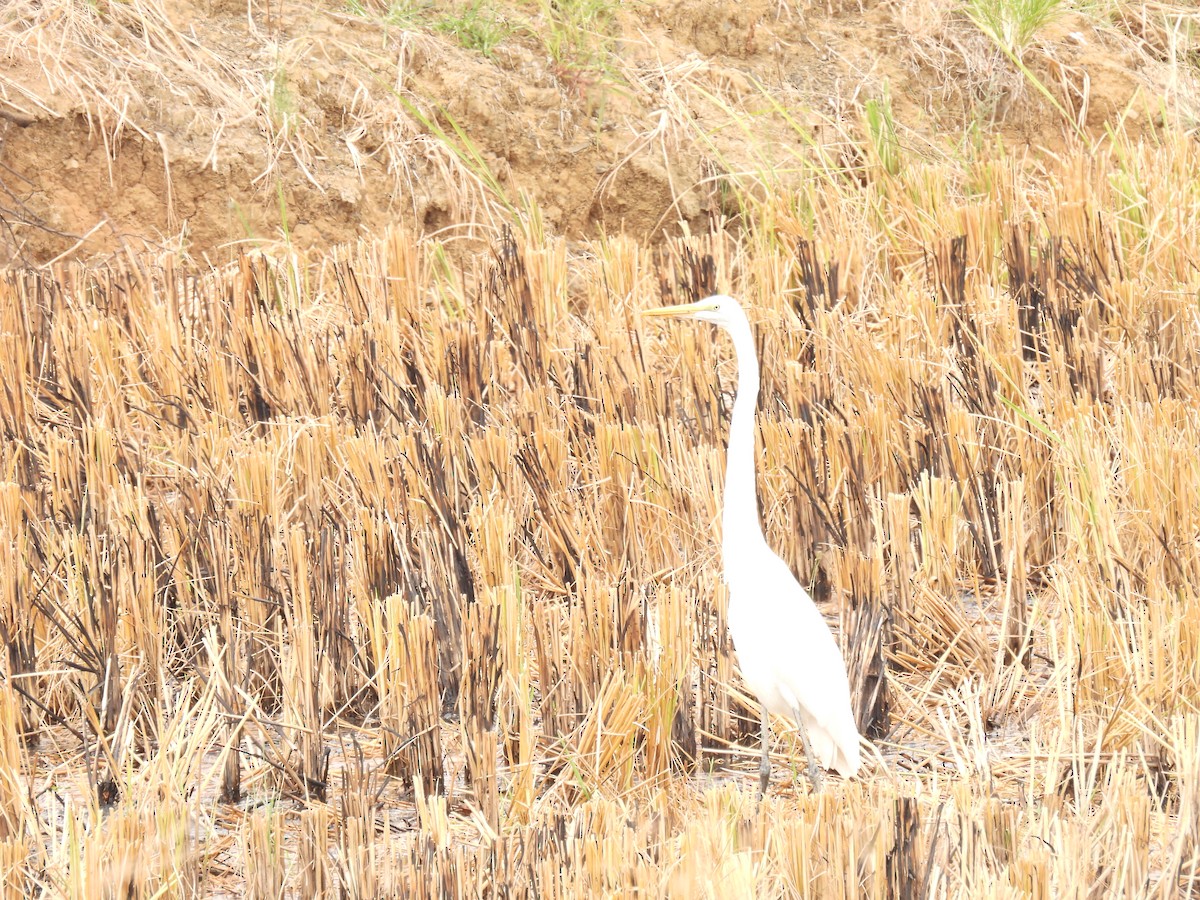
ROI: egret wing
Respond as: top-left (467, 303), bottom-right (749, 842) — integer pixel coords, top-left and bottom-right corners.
top-left (727, 553), bottom-right (862, 776)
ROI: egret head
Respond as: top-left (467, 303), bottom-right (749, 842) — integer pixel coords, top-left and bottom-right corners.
top-left (642, 294), bottom-right (746, 331)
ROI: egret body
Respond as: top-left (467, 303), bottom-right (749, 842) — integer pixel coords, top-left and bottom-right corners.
top-left (644, 294), bottom-right (862, 792)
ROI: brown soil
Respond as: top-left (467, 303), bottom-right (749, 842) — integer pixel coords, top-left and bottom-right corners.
top-left (0, 0), bottom-right (1185, 264)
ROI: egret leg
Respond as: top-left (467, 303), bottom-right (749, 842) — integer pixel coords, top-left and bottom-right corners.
top-left (794, 716), bottom-right (825, 794)
top-left (759, 704), bottom-right (771, 796)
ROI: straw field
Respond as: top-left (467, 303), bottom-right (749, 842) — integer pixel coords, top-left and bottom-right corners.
top-left (3, 1), bottom-right (1200, 894)
top-left (2, 121), bottom-right (1200, 896)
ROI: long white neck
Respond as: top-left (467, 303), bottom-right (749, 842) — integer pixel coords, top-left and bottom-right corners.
top-left (721, 315), bottom-right (765, 561)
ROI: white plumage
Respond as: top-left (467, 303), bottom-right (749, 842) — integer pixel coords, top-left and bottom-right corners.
top-left (644, 294), bottom-right (862, 790)
top-left (726, 551), bottom-right (861, 777)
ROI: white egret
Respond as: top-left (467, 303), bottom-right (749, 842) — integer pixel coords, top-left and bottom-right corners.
top-left (644, 294), bottom-right (861, 792)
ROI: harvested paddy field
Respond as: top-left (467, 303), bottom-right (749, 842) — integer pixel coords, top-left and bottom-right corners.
top-left (2, 0), bottom-right (1200, 896)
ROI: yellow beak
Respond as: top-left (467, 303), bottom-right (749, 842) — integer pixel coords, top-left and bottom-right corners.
top-left (642, 300), bottom-right (714, 318)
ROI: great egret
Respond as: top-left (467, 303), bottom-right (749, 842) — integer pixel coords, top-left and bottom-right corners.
top-left (644, 294), bottom-right (862, 792)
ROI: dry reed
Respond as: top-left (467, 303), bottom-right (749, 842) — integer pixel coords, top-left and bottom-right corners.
top-left (0, 122), bottom-right (1199, 896)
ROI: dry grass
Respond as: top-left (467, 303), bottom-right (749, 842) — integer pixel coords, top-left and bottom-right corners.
top-left (1, 112), bottom-right (1200, 897)
top-left (3, 0), bottom-right (1198, 264)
